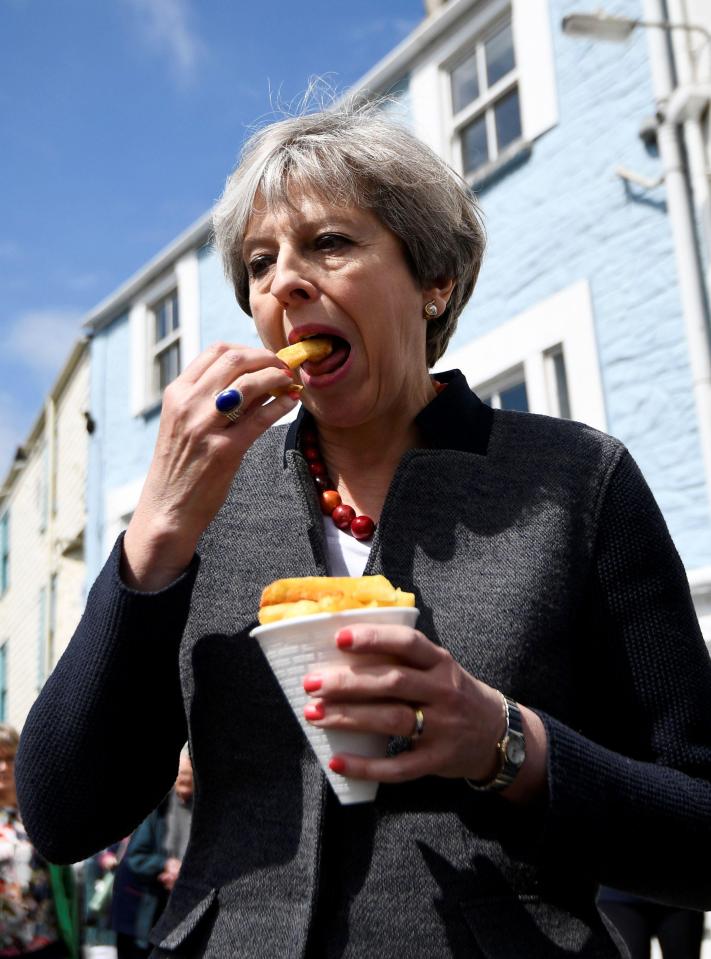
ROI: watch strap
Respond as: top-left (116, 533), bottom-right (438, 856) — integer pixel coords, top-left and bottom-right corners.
top-left (465, 696), bottom-right (526, 793)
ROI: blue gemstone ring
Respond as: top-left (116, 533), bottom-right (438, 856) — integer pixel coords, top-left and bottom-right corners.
top-left (214, 387), bottom-right (244, 423)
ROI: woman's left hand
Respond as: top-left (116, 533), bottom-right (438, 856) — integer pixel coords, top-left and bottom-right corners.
top-left (302, 624), bottom-right (548, 802)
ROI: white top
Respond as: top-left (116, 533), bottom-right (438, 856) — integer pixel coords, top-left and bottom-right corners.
top-left (323, 518), bottom-right (372, 577)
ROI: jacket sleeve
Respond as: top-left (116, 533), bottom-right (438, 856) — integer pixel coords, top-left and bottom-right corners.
top-left (536, 450), bottom-right (711, 909)
top-left (15, 534), bottom-right (197, 865)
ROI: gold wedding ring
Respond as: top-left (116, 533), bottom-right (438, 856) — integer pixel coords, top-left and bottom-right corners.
top-left (411, 707), bottom-right (425, 740)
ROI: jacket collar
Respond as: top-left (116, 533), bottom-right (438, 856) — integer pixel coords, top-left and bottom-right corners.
top-left (284, 369), bottom-right (493, 462)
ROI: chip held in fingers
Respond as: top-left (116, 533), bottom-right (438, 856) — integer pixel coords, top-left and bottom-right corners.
top-left (270, 337), bottom-right (333, 397)
top-left (258, 575), bottom-right (416, 624)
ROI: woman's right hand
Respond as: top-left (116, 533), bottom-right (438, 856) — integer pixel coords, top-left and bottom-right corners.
top-left (122, 342), bottom-right (299, 590)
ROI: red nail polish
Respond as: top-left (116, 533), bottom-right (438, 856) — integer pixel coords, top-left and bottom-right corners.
top-left (336, 628), bottom-right (353, 649)
top-left (304, 702), bottom-right (324, 720)
top-left (303, 676), bottom-right (322, 693)
top-left (329, 756), bottom-right (346, 774)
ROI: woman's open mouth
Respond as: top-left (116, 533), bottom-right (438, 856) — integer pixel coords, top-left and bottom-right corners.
top-left (301, 335), bottom-right (351, 377)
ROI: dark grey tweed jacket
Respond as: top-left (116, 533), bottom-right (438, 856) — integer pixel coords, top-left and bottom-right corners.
top-left (16, 371), bottom-right (711, 958)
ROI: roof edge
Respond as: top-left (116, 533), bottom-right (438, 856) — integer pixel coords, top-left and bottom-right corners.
top-left (350, 0), bottom-right (478, 95)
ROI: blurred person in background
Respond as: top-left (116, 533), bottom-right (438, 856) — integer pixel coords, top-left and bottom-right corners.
top-left (110, 752), bottom-right (193, 959)
top-left (15, 100), bottom-right (711, 957)
top-left (81, 842), bottom-right (125, 959)
top-left (0, 724), bottom-right (78, 958)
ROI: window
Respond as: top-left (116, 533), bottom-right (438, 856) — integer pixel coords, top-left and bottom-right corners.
top-left (129, 250), bottom-right (201, 416)
top-left (434, 280), bottom-right (607, 431)
top-left (480, 368), bottom-right (529, 412)
top-left (151, 288), bottom-right (181, 395)
top-left (448, 15), bottom-right (522, 179)
top-left (0, 643), bottom-right (6, 721)
top-left (0, 511), bottom-right (8, 596)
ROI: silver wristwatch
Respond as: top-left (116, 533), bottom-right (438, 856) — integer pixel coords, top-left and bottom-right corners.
top-left (466, 696), bottom-right (526, 792)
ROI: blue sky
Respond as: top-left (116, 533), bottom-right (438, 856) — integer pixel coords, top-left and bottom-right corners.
top-left (0, 0), bottom-right (423, 477)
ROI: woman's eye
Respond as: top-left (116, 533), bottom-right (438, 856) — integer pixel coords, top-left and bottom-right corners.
top-left (248, 255), bottom-right (273, 278)
top-left (315, 233), bottom-right (350, 252)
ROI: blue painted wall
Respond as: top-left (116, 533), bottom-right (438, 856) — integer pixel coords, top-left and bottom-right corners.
top-left (198, 244), bottom-right (258, 350)
top-left (447, 0), bottom-right (711, 568)
top-left (87, 314), bottom-right (161, 579)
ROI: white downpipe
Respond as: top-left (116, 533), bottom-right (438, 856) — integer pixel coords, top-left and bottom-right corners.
top-left (643, 0), bottom-right (711, 518)
top-left (665, 0), bottom-right (711, 291)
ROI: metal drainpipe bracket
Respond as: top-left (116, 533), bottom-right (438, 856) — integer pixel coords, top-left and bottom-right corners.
top-left (614, 165), bottom-right (665, 190)
top-left (665, 84), bottom-right (711, 124)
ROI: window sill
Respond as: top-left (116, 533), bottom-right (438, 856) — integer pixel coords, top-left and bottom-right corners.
top-left (467, 138), bottom-right (532, 193)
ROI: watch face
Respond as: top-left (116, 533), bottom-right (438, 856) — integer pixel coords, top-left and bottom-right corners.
top-left (506, 735), bottom-right (526, 766)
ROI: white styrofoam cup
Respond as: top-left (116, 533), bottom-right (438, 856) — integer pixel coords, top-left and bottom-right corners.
top-left (250, 605), bottom-right (420, 804)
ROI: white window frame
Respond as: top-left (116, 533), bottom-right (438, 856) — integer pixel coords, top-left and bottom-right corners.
top-left (130, 249), bottom-right (201, 416)
top-left (151, 286), bottom-right (181, 398)
top-left (408, 0), bottom-right (558, 168)
top-left (687, 566), bottom-right (711, 648)
top-left (444, 12), bottom-right (521, 179)
top-left (435, 279), bottom-right (607, 431)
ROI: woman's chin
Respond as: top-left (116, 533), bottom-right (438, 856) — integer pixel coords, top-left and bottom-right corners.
top-left (302, 392), bottom-right (370, 430)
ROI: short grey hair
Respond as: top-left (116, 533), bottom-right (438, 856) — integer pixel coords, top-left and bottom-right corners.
top-left (213, 100), bottom-right (486, 367)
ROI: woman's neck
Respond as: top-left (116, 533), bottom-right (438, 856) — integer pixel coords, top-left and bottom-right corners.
top-left (313, 377), bottom-right (436, 521)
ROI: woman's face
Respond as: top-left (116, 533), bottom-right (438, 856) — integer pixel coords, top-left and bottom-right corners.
top-left (244, 190), bottom-right (439, 428)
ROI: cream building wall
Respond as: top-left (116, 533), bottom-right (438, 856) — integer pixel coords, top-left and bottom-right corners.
top-left (0, 437), bottom-right (51, 729)
top-left (0, 341), bottom-right (89, 730)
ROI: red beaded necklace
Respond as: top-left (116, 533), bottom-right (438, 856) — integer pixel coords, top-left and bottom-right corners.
top-left (300, 427), bottom-right (376, 541)
top-left (301, 381), bottom-right (447, 542)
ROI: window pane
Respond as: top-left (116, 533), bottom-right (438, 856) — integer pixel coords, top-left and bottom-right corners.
top-left (499, 380), bottom-right (529, 412)
top-left (156, 302), bottom-right (169, 342)
top-left (486, 21), bottom-right (515, 87)
top-left (154, 291), bottom-right (179, 342)
top-left (460, 114), bottom-right (488, 175)
top-left (451, 51), bottom-right (479, 114)
top-left (158, 342), bottom-right (181, 391)
top-left (494, 87), bottom-right (522, 152)
top-left (553, 350), bottom-right (571, 419)
top-left (170, 291), bottom-right (180, 332)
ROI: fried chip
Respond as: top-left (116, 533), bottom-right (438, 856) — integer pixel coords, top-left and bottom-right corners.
top-left (276, 338), bottom-right (333, 370)
top-left (258, 575), bottom-right (416, 624)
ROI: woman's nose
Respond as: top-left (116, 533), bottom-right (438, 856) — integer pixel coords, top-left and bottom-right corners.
top-left (269, 250), bottom-right (318, 307)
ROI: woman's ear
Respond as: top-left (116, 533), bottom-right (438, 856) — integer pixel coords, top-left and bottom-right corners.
top-left (423, 278), bottom-right (456, 318)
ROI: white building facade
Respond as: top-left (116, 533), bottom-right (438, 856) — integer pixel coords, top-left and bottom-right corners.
top-left (0, 341), bottom-right (90, 728)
